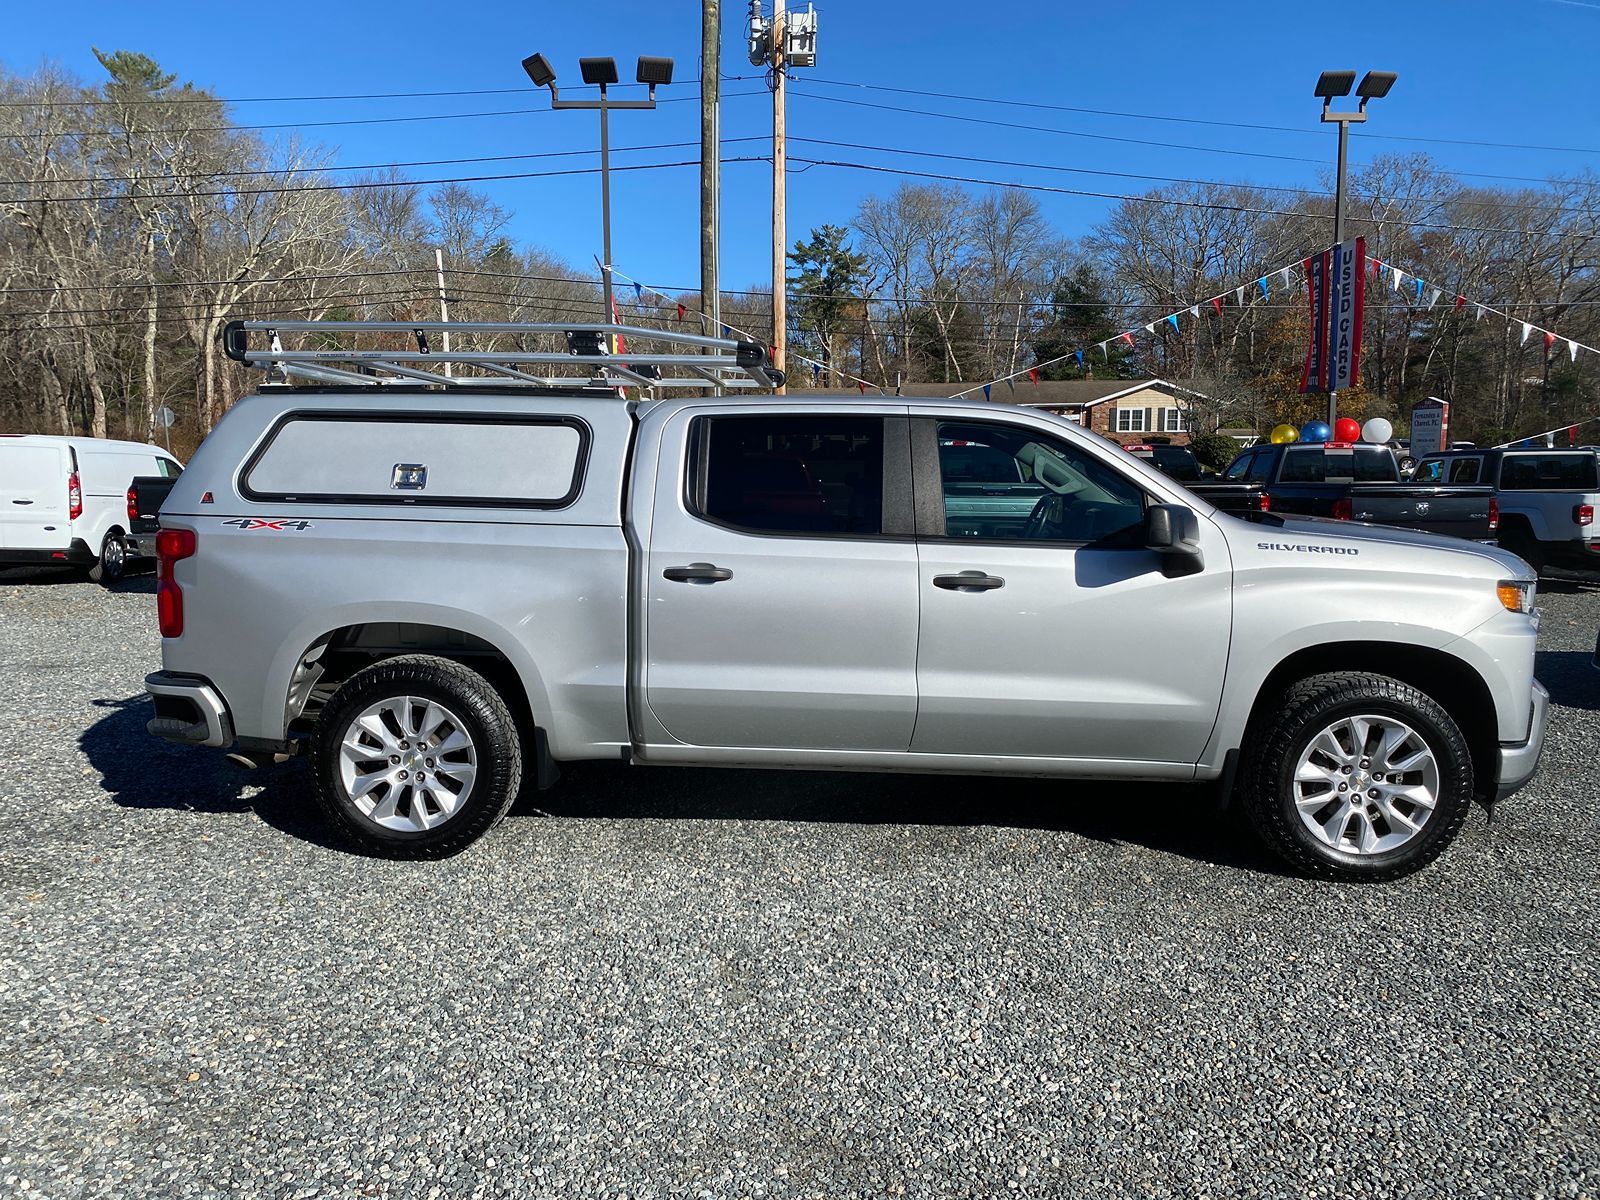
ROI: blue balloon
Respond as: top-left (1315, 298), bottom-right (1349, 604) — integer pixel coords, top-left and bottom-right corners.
top-left (1300, 421), bottom-right (1333, 443)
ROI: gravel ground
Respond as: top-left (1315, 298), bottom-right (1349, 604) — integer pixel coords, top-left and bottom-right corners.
top-left (1, 565), bottom-right (1597, 1200)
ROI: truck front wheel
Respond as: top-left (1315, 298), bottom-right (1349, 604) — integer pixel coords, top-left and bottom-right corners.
top-left (310, 654), bottom-right (524, 858)
top-left (1240, 672), bottom-right (1474, 881)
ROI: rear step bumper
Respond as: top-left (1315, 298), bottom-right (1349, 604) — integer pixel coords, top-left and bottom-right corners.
top-left (144, 672), bottom-right (234, 748)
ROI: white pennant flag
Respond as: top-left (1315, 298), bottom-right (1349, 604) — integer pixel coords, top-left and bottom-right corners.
top-left (1235, 286), bottom-right (1246, 305)
top-left (1144, 323), bottom-right (1155, 334)
top-left (1278, 266), bottom-right (1292, 290)
top-left (1521, 322), bottom-right (1534, 345)
top-left (1427, 288), bottom-right (1441, 309)
top-left (1391, 266), bottom-right (1404, 292)
top-left (1570, 340), bottom-right (1581, 363)
top-left (1475, 304), bottom-right (1486, 322)
top-left (1189, 305), bottom-right (1200, 319)
top-left (1098, 341), bottom-right (1108, 360)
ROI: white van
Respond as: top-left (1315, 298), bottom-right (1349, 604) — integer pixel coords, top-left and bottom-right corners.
top-left (0, 435), bottom-right (183, 583)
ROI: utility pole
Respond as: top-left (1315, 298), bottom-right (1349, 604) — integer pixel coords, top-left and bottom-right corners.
top-left (434, 246), bottom-right (453, 379)
top-left (701, 0), bottom-right (721, 343)
top-left (750, 3), bottom-right (816, 393)
top-left (770, 7), bottom-right (787, 393)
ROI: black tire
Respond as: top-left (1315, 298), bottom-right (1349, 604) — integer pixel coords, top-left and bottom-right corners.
top-left (310, 654), bottom-right (524, 859)
top-left (87, 528), bottom-right (127, 584)
top-left (1500, 525), bottom-right (1545, 576)
top-left (1239, 671), bottom-right (1474, 882)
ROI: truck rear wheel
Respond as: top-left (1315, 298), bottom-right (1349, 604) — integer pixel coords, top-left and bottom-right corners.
top-left (1240, 672), bottom-right (1474, 881)
top-left (310, 654), bottom-right (523, 859)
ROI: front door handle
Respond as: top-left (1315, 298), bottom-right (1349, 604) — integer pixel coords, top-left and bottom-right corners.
top-left (663, 562), bottom-right (733, 583)
top-left (933, 571), bottom-right (1005, 591)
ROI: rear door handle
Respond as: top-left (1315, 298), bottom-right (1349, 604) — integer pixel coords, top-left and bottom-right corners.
top-left (11, 499), bottom-right (33, 505)
top-left (663, 562), bottom-right (733, 583)
top-left (933, 571), bottom-right (1005, 591)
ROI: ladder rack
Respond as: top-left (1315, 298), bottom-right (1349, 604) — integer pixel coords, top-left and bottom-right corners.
top-left (222, 320), bottom-right (785, 395)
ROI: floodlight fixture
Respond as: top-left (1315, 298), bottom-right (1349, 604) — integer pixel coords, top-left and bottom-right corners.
top-left (636, 56), bottom-right (674, 86)
top-left (579, 57), bottom-right (620, 86)
top-left (521, 53), bottom-right (556, 88)
top-left (1314, 70), bottom-right (1356, 99)
top-left (1356, 70), bottom-right (1398, 100)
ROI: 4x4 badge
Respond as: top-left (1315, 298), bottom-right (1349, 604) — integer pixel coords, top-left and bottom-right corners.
top-left (222, 518), bottom-right (311, 531)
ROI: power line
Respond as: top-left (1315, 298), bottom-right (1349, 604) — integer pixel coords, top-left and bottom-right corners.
top-left (797, 76), bottom-right (1600, 158)
top-left (12, 89), bottom-right (767, 138)
top-left (0, 79), bottom-right (741, 107)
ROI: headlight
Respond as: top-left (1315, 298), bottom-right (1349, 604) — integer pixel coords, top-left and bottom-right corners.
top-left (1497, 578), bottom-right (1536, 614)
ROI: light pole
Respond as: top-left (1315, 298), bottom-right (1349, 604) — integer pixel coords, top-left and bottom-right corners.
top-left (522, 52), bottom-right (674, 329)
top-left (1315, 68), bottom-right (1396, 428)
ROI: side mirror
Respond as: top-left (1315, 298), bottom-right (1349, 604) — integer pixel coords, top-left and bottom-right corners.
top-left (1145, 504), bottom-right (1204, 577)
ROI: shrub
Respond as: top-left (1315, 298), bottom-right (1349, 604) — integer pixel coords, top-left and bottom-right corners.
top-left (1188, 431), bottom-right (1243, 473)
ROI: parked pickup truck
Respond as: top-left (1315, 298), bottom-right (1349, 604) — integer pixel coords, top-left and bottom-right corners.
top-left (1413, 447), bottom-right (1600, 574)
top-left (1190, 442), bottom-right (1498, 539)
top-left (126, 472), bottom-right (181, 558)
top-left (143, 320), bottom-right (1548, 882)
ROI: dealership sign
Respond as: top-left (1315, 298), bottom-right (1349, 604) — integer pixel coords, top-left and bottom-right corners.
top-left (1301, 237), bottom-right (1366, 394)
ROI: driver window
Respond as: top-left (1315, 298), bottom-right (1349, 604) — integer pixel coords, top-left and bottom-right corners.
top-left (935, 421), bottom-right (1147, 543)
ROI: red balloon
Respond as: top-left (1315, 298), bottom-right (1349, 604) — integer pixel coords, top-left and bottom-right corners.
top-left (1334, 417), bottom-right (1362, 442)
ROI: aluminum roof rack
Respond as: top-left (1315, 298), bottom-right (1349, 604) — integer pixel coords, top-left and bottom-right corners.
top-left (221, 319), bottom-right (785, 395)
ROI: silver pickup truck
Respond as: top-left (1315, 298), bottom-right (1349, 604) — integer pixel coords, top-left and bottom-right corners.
top-left (145, 321), bottom-right (1547, 882)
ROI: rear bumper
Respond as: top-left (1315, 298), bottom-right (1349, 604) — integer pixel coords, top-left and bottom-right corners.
top-left (1495, 679), bottom-right (1549, 802)
top-left (130, 531), bottom-right (160, 558)
top-left (0, 538), bottom-right (95, 567)
top-left (1541, 538), bottom-right (1600, 568)
top-left (144, 671), bottom-right (235, 748)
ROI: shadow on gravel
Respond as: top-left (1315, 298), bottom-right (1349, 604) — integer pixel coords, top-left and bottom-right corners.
top-left (534, 760), bottom-right (1285, 875)
top-left (0, 563), bottom-right (155, 588)
top-left (80, 692), bottom-right (1283, 873)
top-left (1537, 650), bottom-right (1599, 710)
top-left (80, 694), bottom-right (341, 850)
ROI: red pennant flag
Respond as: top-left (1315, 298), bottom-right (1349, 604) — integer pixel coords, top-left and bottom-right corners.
top-left (675, 303), bottom-right (685, 322)
top-left (856, 380), bottom-right (866, 394)
top-left (1544, 330), bottom-right (1557, 350)
top-left (1569, 425), bottom-right (1580, 446)
top-left (770, 345), bottom-right (778, 364)
top-left (1119, 331), bottom-right (1135, 347)
top-left (1027, 368), bottom-right (1039, 385)
top-left (1210, 296), bottom-right (1223, 316)
top-left (1454, 295), bottom-right (1466, 312)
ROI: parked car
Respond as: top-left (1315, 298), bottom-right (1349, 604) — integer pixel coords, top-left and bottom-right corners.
top-left (126, 471), bottom-right (183, 558)
top-left (1190, 442), bottom-right (1498, 540)
top-left (144, 321), bottom-right (1547, 882)
top-left (1413, 446), bottom-right (1600, 574)
top-left (0, 435), bottom-right (183, 582)
top-left (1121, 443), bottom-right (1207, 482)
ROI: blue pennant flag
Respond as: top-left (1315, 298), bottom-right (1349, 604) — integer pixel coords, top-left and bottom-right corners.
top-left (811, 363), bottom-right (821, 382)
top-left (1414, 277), bottom-right (1425, 302)
top-left (632, 281), bottom-right (642, 302)
top-left (721, 324), bottom-right (732, 338)
top-left (982, 384), bottom-right (992, 402)
top-left (1166, 313), bottom-right (1181, 333)
top-left (1074, 350), bottom-right (1084, 368)
top-left (1258, 277), bottom-right (1271, 300)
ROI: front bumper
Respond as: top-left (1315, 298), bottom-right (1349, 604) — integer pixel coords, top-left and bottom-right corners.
top-left (1495, 679), bottom-right (1549, 802)
top-left (145, 671), bottom-right (235, 748)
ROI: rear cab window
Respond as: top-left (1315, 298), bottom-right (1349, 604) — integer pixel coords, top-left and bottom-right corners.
top-left (1278, 446), bottom-right (1397, 484)
top-left (689, 414), bottom-right (889, 536)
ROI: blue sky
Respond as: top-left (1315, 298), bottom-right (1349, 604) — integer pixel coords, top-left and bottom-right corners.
top-left (8, 0), bottom-right (1600, 293)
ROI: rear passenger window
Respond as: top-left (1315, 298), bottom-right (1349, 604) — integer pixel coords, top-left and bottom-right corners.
top-left (1448, 458), bottom-right (1481, 484)
top-left (694, 415), bottom-right (884, 535)
top-left (243, 414), bottom-right (587, 507)
top-left (1499, 454), bottom-right (1599, 491)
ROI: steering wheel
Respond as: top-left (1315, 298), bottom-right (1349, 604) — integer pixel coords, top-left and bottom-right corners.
top-left (1023, 493), bottom-right (1064, 540)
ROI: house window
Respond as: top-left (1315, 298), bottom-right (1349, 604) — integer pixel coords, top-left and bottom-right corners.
top-left (1114, 407), bottom-right (1148, 433)
top-left (1158, 407), bottom-right (1186, 433)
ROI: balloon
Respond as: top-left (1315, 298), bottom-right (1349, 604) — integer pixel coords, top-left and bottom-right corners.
top-left (1300, 421), bottom-right (1333, 443)
top-left (1333, 417), bottom-right (1362, 442)
top-left (1361, 417), bottom-right (1394, 444)
top-left (1269, 423), bottom-right (1299, 445)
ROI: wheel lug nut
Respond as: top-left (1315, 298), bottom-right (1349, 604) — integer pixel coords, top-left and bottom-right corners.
top-left (1338, 782), bottom-right (1347, 792)
top-left (390, 754), bottom-right (400, 764)
top-left (1368, 788), bottom-right (1380, 799)
top-left (1341, 764), bottom-right (1352, 774)
top-left (400, 740), bottom-right (409, 750)
top-left (426, 758), bottom-right (435, 768)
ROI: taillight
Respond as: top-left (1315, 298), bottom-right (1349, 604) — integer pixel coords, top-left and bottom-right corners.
top-left (1331, 498), bottom-right (1353, 521)
top-left (156, 528), bottom-right (196, 638)
top-left (127, 487), bottom-right (139, 525)
top-left (1256, 493), bottom-right (1272, 512)
top-left (1574, 503), bottom-right (1593, 527)
top-left (68, 471), bottom-right (83, 520)
top-left (1488, 498), bottom-right (1499, 532)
